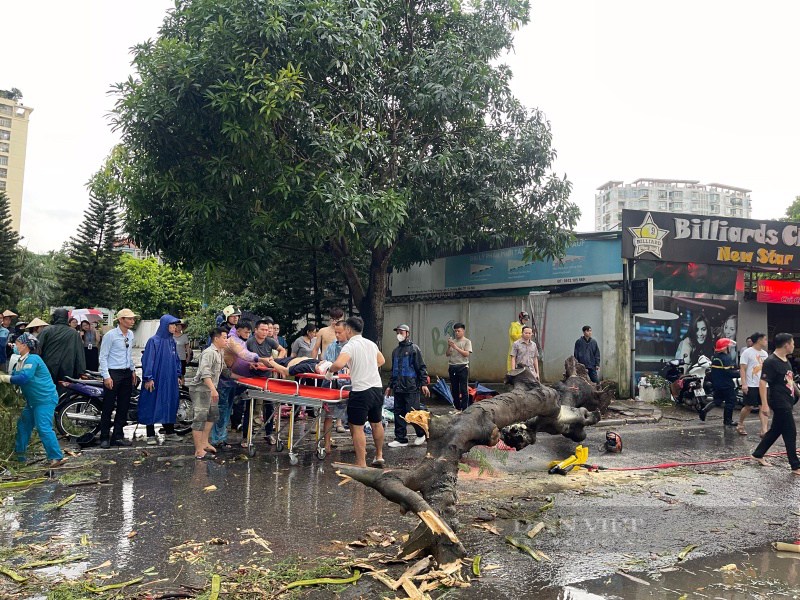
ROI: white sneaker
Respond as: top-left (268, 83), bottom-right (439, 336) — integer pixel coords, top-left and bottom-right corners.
top-left (413, 436), bottom-right (426, 446)
top-left (164, 433), bottom-right (182, 442)
top-left (146, 436), bottom-right (158, 446)
top-left (388, 440), bottom-right (408, 448)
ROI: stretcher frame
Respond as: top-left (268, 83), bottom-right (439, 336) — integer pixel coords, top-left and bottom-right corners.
top-left (241, 375), bottom-right (350, 465)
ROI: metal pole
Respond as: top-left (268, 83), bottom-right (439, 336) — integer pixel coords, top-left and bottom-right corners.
top-left (629, 259), bottom-right (637, 398)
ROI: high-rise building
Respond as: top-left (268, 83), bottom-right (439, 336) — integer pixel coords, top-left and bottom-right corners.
top-left (595, 178), bottom-right (752, 231)
top-left (0, 95), bottom-right (33, 232)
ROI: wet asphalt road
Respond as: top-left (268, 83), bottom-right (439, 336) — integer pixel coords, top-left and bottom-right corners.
top-left (1, 401), bottom-right (799, 598)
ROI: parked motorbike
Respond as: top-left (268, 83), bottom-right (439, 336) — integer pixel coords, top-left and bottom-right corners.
top-left (54, 372), bottom-right (193, 440)
top-left (659, 355), bottom-right (713, 414)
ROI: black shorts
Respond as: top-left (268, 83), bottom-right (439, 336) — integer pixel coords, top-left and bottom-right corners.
top-left (744, 387), bottom-right (762, 407)
top-left (347, 387), bottom-right (383, 426)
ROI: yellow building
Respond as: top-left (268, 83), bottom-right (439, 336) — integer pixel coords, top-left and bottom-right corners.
top-left (0, 96), bottom-right (33, 233)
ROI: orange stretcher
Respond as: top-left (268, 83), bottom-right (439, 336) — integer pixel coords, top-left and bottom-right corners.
top-left (238, 375), bottom-right (350, 465)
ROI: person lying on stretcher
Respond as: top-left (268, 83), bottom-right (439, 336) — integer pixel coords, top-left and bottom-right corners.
top-left (263, 356), bottom-right (332, 378)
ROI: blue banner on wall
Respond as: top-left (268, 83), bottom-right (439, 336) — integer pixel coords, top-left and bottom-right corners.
top-left (391, 236), bottom-right (623, 295)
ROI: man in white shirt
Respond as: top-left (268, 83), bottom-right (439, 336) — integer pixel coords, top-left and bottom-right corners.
top-left (327, 316), bottom-right (386, 468)
top-left (738, 332), bottom-right (769, 437)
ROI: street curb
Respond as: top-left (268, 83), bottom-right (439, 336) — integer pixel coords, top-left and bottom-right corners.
top-left (597, 409), bottom-right (662, 427)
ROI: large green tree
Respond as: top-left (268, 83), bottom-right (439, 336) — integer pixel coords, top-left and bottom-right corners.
top-left (782, 196), bottom-right (800, 222)
top-left (58, 162), bottom-right (122, 308)
top-left (111, 0), bottom-right (578, 343)
top-left (117, 254), bottom-right (200, 320)
top-left (0, 192), bottom-right (19, 309)
top-left (11, 249), bottom-right (65, 319)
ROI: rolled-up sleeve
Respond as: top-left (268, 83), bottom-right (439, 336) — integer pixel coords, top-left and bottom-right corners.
top-left (196, 351), bottom-right (214, 381)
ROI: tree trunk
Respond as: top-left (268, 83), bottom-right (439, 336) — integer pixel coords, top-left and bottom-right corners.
top-left (311, 247), bottom-right (322, 325)
top-left (359, 247), bottom-right (390, 345)
top-left (336, 357), bottom-right (611, 570)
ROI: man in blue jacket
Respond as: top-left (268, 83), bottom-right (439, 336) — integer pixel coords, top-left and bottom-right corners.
top-left (574, 325), bottom-right (601, 383)
top-left (386, 325), bottom-right (430, 448)
top-left (709, 337), bottom-right (739, 426)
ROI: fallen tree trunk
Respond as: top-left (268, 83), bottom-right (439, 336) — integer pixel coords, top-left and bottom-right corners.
top-left (336, 357), bottom-right (611, 569)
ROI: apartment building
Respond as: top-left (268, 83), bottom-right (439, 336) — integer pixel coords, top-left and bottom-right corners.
top-left (595, 178), bottom-right (752, 231)
top-left (0, 95), bottom-right (33, 232)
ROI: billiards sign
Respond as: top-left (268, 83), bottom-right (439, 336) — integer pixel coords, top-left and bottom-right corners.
top-left (622, 210), bottom-right (800, 268)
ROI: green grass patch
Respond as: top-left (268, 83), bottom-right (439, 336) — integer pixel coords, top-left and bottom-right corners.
top-left (44, 581), bottom-right (91, 600)
top-left (193, 556), bottom-right (355, 599)
top-left (57, 468), bottom-right (101, 486)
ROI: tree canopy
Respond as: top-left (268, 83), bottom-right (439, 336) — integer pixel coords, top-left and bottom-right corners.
top-left (117, 254), bottom-right (199, 320)
top-left (0, 88), bottom-right (22, 101)
top-left (58, 159), bottom-right (122, 308)
top-left (782, 195), bottom-right (800, 222)
top-left (111, 0), bottom-right (578, 343)
top-left (0, 192), bottom-right (20, 309)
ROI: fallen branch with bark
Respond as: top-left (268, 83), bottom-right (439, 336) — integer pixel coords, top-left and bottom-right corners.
top-left (335, 357), bottom-right (610, 573)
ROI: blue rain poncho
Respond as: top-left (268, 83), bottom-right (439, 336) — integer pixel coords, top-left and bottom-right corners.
top-left (137, 314), bottom-right (182, 425)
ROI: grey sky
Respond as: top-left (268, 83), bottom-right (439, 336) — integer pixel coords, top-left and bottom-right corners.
top-left (5, 1), bottom-right (799, 253)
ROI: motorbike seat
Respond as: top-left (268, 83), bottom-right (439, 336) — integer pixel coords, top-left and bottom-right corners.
top-left (63, 376), bottom-right (104, 386)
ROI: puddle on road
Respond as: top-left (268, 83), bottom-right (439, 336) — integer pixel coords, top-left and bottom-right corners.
top-left (0, 444), bottom-right (408, 586)
top-left (560, 544), bottom-right (800, 599)
top-left (1, 424), bottom-right (799, 598)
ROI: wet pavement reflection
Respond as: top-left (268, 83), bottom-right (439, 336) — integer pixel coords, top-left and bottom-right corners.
top-left (1, 407), bottom-right (799, 597)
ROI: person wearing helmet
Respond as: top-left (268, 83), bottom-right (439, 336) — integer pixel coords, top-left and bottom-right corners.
top-left (708, 337), bottom-right (739, 426)
top-left (507, 311), bottom-right (529, 372)
top-left (386, 325), bottom-right (430, 448)
top-left (221, 305), bottom-right (241, 333)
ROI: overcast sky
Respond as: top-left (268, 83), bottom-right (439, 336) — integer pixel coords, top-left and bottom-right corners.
top-left (5, 1), bottom-right (799, 252)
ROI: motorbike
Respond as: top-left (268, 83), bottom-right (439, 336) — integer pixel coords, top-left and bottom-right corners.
top-left (659, 355), bottom-right (713, 414)
top-left (54, 371), bottom-right (193, 440)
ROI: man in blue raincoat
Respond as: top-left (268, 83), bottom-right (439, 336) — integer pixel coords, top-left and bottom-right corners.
top-left (139, 315), bottom-right (183, 445)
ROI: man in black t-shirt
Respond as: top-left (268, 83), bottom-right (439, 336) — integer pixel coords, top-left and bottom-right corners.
top-left (244, 319), bottom-right (287, 444)
top-left (752, 333), bottom-right (800, 474)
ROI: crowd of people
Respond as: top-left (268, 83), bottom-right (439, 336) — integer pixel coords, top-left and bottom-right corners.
top-left (0, 303), bottom-right (798, 475)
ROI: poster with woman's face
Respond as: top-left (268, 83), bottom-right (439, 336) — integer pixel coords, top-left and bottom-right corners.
top-left (635, 294), bottom-right (738, 379)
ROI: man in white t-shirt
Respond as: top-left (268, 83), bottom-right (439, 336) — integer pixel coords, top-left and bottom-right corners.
top-left (327, 316), bottom-right (386, 468)
top-left (738, 332), bottom-right (769, 437)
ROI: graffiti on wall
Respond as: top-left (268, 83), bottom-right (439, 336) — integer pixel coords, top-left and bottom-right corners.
top-left (431, 320), bottom-right (456, 355)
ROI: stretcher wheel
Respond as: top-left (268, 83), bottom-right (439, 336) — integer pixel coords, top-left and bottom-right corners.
top-left (248, 445), bottom-right (257, 458)
top-left (276, 439), bottom-right (284, 452)
top-left (317, 446), bottom-right (326, 460)
top-left (289, 454), bottom-right (299, 466)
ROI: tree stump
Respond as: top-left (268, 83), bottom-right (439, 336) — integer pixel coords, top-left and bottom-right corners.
top-left (335, 356), bottom-right (609, 570)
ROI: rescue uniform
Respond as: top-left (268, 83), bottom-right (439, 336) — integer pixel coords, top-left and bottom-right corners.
top-left (711, 350), bottom-right (738, 426)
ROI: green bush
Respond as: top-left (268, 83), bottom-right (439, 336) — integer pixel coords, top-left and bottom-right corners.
top-left (0, 384), bottom-right (25, 459)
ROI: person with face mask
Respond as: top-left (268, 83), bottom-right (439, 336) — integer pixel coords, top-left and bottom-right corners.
top-left (386, 325), bottom-right (430, 447)
top-left (0, 334), bottom-right (65, 466)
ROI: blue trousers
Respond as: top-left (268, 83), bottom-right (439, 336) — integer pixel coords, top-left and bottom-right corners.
top-left (211, 385), bottom-right (235, 445)
top-left (16, 400), bottom-right (62, 461)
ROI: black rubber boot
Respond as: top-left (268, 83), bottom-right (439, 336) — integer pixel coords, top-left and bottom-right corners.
top-left (698, 401), bottom-right (715, 421)
top-left (723, 407), bottom-right (734, 426)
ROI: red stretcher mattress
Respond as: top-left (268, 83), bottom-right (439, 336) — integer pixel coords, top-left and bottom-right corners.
top-left (238, 377), bottom-right (349, 400)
